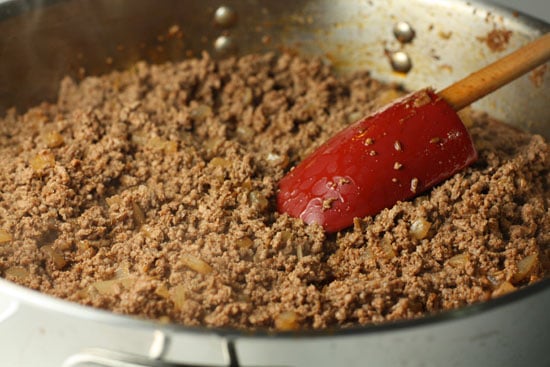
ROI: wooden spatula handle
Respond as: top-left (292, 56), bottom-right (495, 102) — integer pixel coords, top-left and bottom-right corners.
top-left (439, 32), bottom-right (550, 111)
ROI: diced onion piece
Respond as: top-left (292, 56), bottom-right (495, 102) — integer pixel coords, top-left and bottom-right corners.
top-left (280, 230), bottom-right (292, 243)
top-left (236, 292), bottom-right (249, 302)
top-left (266, 152), bottom-right (289, 169)
top-left (241, 181), bottom-right (253, 191)
top-left (296, 244), bottom-right (303, 260)
top-left (141, 225), bottom-right (160, 240)
top-left (44, 131), bottom-right (65, 148)
top-left (492, 281), bottom-right (516, 298)
top-left (162, 141), bottom-right (178, 154)
top-left (149, 137), bottom-right (168, 152)
top-left (190, 105), bottom-right (212, 120)
top-left (0, 229), bottom-right (13, 244)
top-left (381, 237), bottom-right (396, 259)
top-left (181, 254), bottom-right (213, 275)
top-left (347, 111), bottom-right (362, 124)
top-left (364, 247), bottom-right (374, 260)
top-left (410, 218), bottom-right (432, 240)
top-left (132, 202), bottom-right (146, 227)
top-left (42, 245), bottom-right (67, 270)
top-left (92, 279), bottom-right (119, 296)
top-left (236, 126), bottom-right (255, 142)
top-left (274, 311), bottom-right (300, 331)
top-left (131, 131), bottom-right (148, 145)
top-left (236, 237), bottom-right (254, 249)
top-left (5, 266), bottom-right (30, 281)
top-left (30, 151), bottom-right (55, 171)
top-left (92, 277), bottom-right (135, 296)
top-left (76, 241), bottom-right (97, 256)
top-left (114, 262), bottom-right (130, 279)
top-left (132, 132), bottom-right (177, 154)
top-left (203, 137), bottom-right (223, 153)
top-left (56, 239), bottom-right (73, 251)
top-left (249, 191), bottom-right (268, 211)
top-left (155, 284), bottom-right (170, 299)
top-left (118, 277), bottom-right (136, 289)
top-left (447, 252), bottom-right (470, 268)
top-left (170, 284), bottom-right (187, 310)
top-left (209, 157), bottom-right (231, 168)
top-left (242, 88), bottom-right (253, 105)
top-left (105, 195), bottom-right (122, 207)
top-left (512, 254), bottom-right (538, 283)
top-left (148, 137), bottom-right (178, 154)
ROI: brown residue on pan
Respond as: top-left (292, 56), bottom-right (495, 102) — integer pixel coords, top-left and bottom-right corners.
top-left (439, 64), bottom-right (453, 73)
top-left (438, 30), bottom-right (452, 40)
top-left (529, 64), bottom-right (547, 88)
top-left (477, 28), bottom-right (513, 52)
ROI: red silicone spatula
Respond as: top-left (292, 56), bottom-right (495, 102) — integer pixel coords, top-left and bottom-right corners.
top-left (277, 33), bottom-right (550, 233)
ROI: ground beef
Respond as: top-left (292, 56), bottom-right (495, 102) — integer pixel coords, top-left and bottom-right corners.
top-left (0, 52), bottom-right (548, 330)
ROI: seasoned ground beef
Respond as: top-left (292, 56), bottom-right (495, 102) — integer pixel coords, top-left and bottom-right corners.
top-left (0, 52), bottom-right (548, 330)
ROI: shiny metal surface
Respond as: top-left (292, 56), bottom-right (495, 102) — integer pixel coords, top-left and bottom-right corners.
top-left (0, 0), bottom-right (548, 140)
top-left (0, 1), bottom-right (549, 366)
top-left (393, 21), bottom-right (415, 43)
top-left (0, 279), bottom-right (233, 366)
top-left (1, 276), bottom-right (549, 367)
top-left (388, 50), bottom-right (413, 73)
top-left (214, 5), bottom-right (238, 28)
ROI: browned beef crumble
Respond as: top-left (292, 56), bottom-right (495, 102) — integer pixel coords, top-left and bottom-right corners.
top-left (0, 52), bottom-right (548, 330)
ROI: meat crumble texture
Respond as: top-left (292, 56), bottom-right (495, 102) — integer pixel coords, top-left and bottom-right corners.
top-left (0, 53), bottom-right (548, 330)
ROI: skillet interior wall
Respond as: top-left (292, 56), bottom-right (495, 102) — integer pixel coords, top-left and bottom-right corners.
top-left (0, 0), bottom-right (298, 112)
top-left (0, 0), bottom-right (548, 139)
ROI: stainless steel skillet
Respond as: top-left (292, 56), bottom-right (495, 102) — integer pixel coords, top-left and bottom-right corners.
top-left (0, 1), bottom-right (548, 366)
